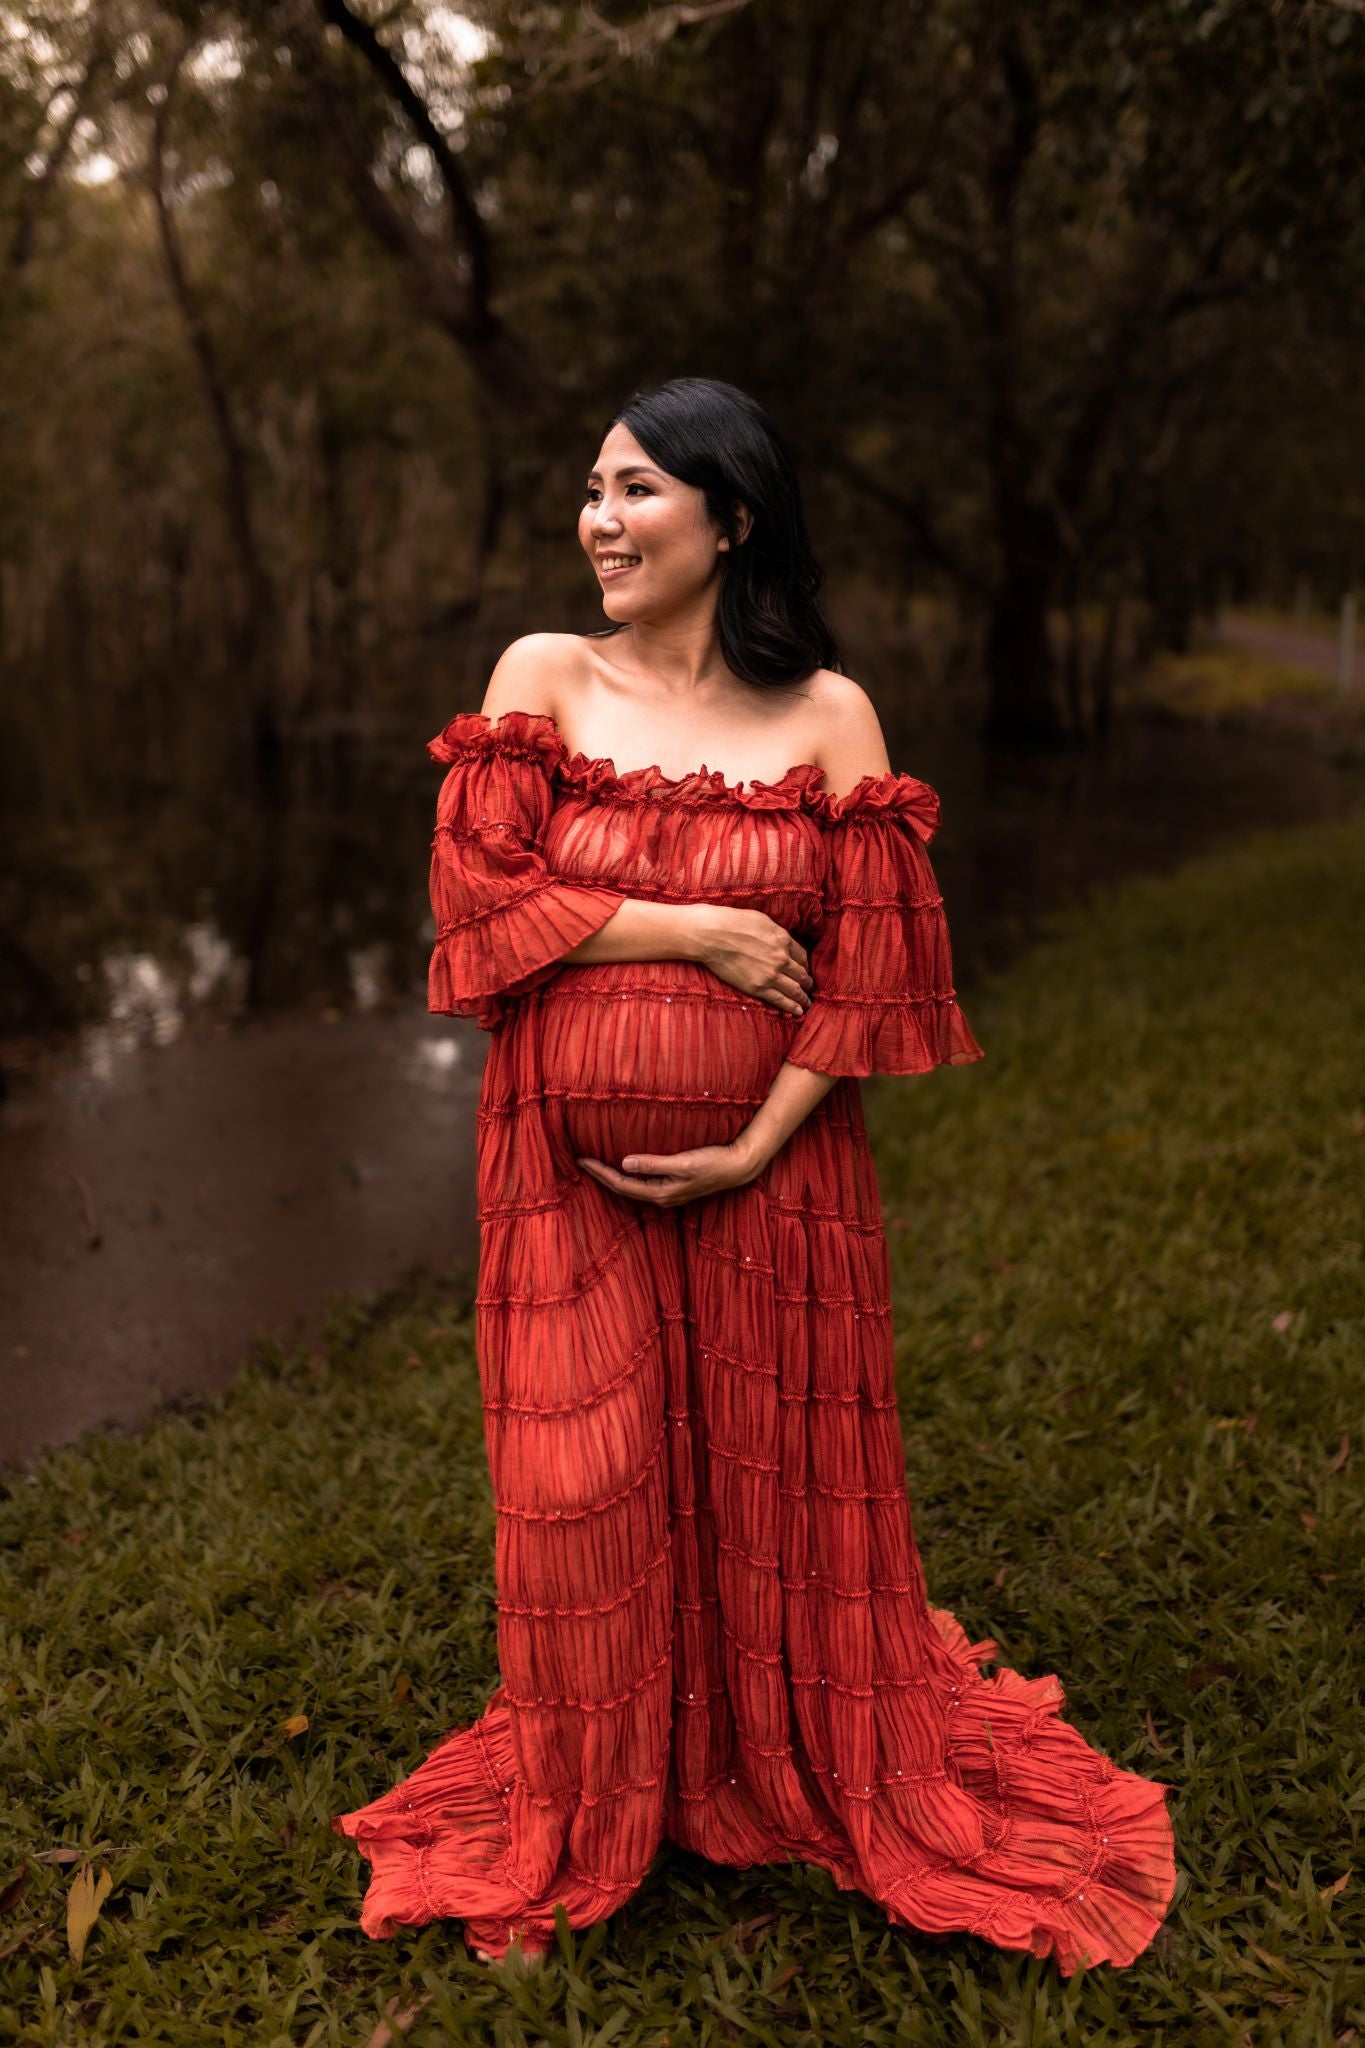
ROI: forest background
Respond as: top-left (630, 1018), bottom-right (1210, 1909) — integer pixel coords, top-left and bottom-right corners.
top-left (5, 0), bottom-right (1365, 843)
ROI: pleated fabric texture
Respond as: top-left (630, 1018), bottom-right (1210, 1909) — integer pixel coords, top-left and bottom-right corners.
top-left (331, 708), bottom-right (1178, 1973)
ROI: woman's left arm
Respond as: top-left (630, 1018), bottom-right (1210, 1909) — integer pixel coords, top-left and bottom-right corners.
top-left (575, 1061), bottom-right (837, 1204)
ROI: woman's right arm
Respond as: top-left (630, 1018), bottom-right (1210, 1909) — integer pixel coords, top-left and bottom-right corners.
top-left (473, 643), bottom-right (813, 1017)
top-left (562, 901), bottom-right (813, 1018)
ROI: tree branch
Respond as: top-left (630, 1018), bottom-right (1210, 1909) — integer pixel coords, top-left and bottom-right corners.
top-left (314, 0), bottom-right (495, 329)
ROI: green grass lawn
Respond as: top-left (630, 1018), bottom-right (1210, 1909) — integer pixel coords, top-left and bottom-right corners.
top-left (3, 815), bottom-right (1364, 2048)
top-left (1126, 643), bottom-right (1332, 721)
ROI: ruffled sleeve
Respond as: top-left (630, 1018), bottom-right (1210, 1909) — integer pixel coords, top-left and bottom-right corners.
top-left (426, 709), bottom-right (628, 1032)
top-left (783, 772), bottom-right (985, 1078)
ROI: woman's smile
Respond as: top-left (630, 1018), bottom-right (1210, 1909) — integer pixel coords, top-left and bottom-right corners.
top-left (597, 552), bottom-right (642, 580)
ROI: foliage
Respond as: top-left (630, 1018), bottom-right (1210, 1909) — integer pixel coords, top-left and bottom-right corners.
top-left (2, 812), bottom-right (1363, 2044)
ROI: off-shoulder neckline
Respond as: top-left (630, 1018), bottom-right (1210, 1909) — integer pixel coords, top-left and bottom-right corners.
top-left (426, 706), bottom-right (942, 834)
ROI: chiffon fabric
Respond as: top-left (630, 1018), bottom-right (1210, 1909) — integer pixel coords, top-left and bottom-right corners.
top-left (331, 707), bottom-right (1178, 1973)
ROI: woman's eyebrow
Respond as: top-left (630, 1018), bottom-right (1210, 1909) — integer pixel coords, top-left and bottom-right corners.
top-left (585, 464), bottom-right (664, 481)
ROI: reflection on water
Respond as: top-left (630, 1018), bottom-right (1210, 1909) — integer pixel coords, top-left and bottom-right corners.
top-left (0, 711), bottom-right (439, 1049)
top-left (88, 922), bottom-right (248, 1064)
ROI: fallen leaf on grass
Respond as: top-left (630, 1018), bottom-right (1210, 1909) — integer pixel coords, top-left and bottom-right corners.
top-left (66, 1863), bottom-right (112, 1966)
top-left (366, 1994), bottom-right (432, 2048)
top-left (392, 1674), bottom-right (411, 1704)
top-left (0, 1869), bottom-right (28, 1914)
top-left (1320, 1868), bottom-right (1352, 1902)
top-left (993, 1563), bottom-right (1009, 1588)
top-left (1248, 1941), bottom-right (1296, 1980)
top-left (1300, 1511), bottom-right (1318, 1538)
top-left (1145, 1709), bottom-right (1170, 1753)
top-left (1329, 1433), bottom-right (1350, 1472)
top-left (968, 1331), bottom-right (988, 1351)
top-left (281, 1714), bottom-right (309, 1739)
top-left (1272, 1310), bottom-right (1295, 1334)
top-left (1187, 1660), bottom-right (1243, 1690)
top-left (724, 1911), bottom-right (777, 1951)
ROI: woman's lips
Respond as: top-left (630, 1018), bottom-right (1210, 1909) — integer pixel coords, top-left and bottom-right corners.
top-left (598, 557), bottom-right (641, 581)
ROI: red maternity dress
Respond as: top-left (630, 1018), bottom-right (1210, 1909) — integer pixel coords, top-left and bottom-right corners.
top-left (331, 706), bottom-right (1177, 1972)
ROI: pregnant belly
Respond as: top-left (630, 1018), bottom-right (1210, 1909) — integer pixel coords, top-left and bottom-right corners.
top-left (534, 960), bottom-right (799, 1164)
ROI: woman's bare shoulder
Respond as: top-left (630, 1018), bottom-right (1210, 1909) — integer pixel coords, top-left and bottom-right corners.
top-left (804, 669), bottom-right (893, 797)
top-left (480, 633), bottom-right (589, 723)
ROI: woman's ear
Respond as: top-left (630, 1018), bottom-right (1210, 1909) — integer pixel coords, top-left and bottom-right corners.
top-left (733, 501), bottom-right (753, 545)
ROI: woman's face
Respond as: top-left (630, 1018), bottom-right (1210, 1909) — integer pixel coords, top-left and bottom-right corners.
top-left (578, 421), bottom-right (744, 625)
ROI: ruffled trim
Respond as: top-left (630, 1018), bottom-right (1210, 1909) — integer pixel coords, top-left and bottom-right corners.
top-left (786, 991), bottom-right (985, 1079)
top-left (428, 877), bottom-right (628, 1032)
top-left (921, 1607), bottom-right (1179, 1976)
top-left (806, 772), bottom-right (942, 843)
top-left (330, 1705), bottom-right (556, 1961)
top-left (425, 707), bottom-right (942, 830)
top-left (428, 708), bottom-right (567, 773)
top-left (558, 752), bottom-right (829, 812)
top-left (330, 1611), bottom-right (1176, 1974)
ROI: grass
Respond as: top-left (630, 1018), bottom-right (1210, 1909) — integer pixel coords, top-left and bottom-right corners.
top-left (1127, 643), bottom-right (1332, 721)
top-left (3, 813), bottom-right (1365, 2047)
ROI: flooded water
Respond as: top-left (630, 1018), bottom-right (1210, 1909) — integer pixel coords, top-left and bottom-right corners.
top-left (3, 685), bottom-right (1363, 1470)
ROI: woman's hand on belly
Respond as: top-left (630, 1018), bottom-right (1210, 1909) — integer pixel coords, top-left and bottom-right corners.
top-left (574, 1060), bottom-right (842, 1207)
top-left (690, 905), bottom-right (814, 1016)
top-left (575, 1139), bottom-right (761, 1208)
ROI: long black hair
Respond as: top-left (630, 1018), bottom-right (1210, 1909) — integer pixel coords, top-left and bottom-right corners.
top-left (592, 376), bottom-right (841, 688)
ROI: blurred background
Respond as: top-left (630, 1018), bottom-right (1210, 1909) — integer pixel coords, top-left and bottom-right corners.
top-left (3, 0), bottom-right (1364, 1464)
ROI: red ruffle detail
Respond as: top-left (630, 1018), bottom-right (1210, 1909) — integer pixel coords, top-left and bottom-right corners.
top-left (427, 707), bottom-right (569, 773)
top-left (785, 796), bottom-right (985, 1078)
top-left (558, 751), bottom-right (828, 812)
top-left (427, 717), bottom-right (626, 1032)
top-left (428, 707), bottom-right (827, 810)
top-left (331, 1596), bottom-right (1176, 1975)
top-left (806, 770), bottom-right (943, 842)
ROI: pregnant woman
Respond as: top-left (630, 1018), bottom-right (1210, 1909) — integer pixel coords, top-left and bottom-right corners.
top-left (331, 377), bottom-right (1177, 1974)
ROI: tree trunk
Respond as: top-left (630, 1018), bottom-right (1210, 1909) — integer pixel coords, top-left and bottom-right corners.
top-left (984, 552), bottom-right (1065, 747)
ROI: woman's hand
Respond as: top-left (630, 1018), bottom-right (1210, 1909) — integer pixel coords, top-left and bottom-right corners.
top-left (576, 1136), bottom-right (765, 1207)
top-left (688, 905), bottom-right (813, 1015)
